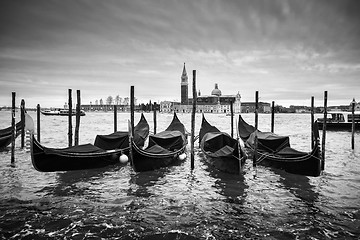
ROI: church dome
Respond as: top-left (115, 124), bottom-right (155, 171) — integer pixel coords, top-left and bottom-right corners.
top-left (211, 83), bottom-right (222, 96)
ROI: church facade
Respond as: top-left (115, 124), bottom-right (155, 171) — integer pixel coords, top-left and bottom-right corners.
top-left (160, 63), bottom-right (242, 113)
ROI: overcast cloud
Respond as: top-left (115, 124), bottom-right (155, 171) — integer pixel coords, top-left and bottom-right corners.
top-left (1, 0), bottom-right (359, 107)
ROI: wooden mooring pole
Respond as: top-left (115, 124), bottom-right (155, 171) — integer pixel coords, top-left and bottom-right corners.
top-left (153, 102), bottom-right (157, 135)
top-left (253, 91), bottom-right (259, 167)
top-left (321, 91), bottom-right (327, 170)
top-left (230, 100), bottom-right (234, 138)
top-left (37, 104), bottom-right (41, 142)
top-left (271, 101), bottom-right (275, 133)
top-left (130, 86), bottom-right (135, 136)
top-left (311, 96), bottom-right (315, 149)
top-left (68, 89), bottom-right (73, 147)
top-left (11, 92), bottom-right (16, 166)
top-left (74, 90), bottom-right (81, 146)
top-left (114, 104), bottom-right (117, 132)
top-left (130, 86), bottom-right (135, 167)
top-left (191, 70), bottom-right (197, 170)
top-left (20, 99), bottom-right (25, 149)
top-left (351, 98), bottom-right (355, 150)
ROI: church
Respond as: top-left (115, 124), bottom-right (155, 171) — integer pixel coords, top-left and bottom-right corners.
top-left (160, 63), bottom-right (242, 113)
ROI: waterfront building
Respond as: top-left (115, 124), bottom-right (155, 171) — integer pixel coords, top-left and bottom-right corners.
top-left (81, 104), bottom-right (132, 112)
top-left (160, 63), bottom-right (242, 113)
top-left (241, 102), bottom-right (271, 113)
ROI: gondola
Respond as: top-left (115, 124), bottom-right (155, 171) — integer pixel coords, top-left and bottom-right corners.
top-left (30, 113), bottom-right (149, 172)
top-left (238, 115), bottom-right (322, 177)
top-left (199, 114), bottom-right (246, 174)
top-left (130, 112), bottom-right (188, 172)
top-left (0, 121), bottom-right (23, 150)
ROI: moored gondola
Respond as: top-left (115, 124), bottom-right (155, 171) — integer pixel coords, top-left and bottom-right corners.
top-left (0, 121), bottom-right (23, 150)
top-left (199, 114), bottom-right (246, 174)
top-left (238, 115), bottom-right (322, 177)
top-left (130, 112), bottom-right (188, 172)
top-left (30, 113), bottom-right (149, 172)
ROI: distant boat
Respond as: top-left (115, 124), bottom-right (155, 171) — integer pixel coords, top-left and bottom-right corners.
top-left (41, 108), bottom-right (86, 116)
top-left (317, 111), bottom-right (360, 130)
top-left (199, 114), bottom-right (246, 174)
top-left (238, 115), bottom-right (322, 177)
top-left (0, 121), bottom-right (23, 150)
top-left (130, 112), bottom-right (188, 172)
top-left (30, 113), bottom-right (149, 172)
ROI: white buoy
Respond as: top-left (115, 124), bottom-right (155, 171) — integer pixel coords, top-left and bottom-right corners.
top-left (119, 154), bottom-right (129, 164)
top-left (178, 153), bottom-right (187, 161)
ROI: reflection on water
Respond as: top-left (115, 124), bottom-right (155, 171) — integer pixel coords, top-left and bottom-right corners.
top-left (0, 112), bottom-right (359, 239)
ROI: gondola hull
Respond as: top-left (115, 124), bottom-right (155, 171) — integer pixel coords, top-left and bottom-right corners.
top-left (30, 113), bottom-right (149, 172)
top-left (239, 115), bottom-right (322, 177)
top-left (0, 121), bottom-right (23, 150)
top-left (199, 115), bottom-right (246, 174)
top-left (31, 135), bottom-right (125, 172)
top-left (201, 152), bottom-right (243, 174)
top-left (130, 112), bottom-right (188, 172)
top-left (0, 135), bottom-right (12, 150)
top-left (131, 141), bottom-right (187, 172)
top-left (246, 144), bottom-right (322, 177)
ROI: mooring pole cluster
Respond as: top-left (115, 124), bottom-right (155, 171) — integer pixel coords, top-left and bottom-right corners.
top-left (9, 92), bottom-right (26, 166)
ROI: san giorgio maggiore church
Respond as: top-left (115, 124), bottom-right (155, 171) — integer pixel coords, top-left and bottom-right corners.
top-left (160, 63), bottom-right (242, 113)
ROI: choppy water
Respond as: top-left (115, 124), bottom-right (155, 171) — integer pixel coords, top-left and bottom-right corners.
top-left (0, 111), bottom-right (359, 239)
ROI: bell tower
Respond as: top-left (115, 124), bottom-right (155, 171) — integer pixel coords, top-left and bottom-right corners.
top-left (181, 62), bottom-right (188, 105)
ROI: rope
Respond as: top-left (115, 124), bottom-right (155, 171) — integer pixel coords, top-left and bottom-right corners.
top-left (256, 138), bottom-right (290, 154)
top-left (249, 144), bottom-right (321, 163)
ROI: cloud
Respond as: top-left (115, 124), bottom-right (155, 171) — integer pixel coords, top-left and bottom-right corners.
top-left (0, 0), bottom-right (359, 107)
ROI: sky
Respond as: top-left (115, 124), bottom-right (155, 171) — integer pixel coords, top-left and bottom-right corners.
top-left (1, 0), bottom-right (359, 108)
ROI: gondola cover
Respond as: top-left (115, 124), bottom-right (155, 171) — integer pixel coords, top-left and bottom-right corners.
top-left (94, 114), bottom-right (149, 150)
top-left (43, 143), bottom-right (106, 155)
top-left (148, 130), bottom-right (185, 152)
top-left (246, 130), bottom-right (290, 153)
top-left (201, 132), bottom-right (239, 158)
top-left (94, 131), bottom-right (129, 150)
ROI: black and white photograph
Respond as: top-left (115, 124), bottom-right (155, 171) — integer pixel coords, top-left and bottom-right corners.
top-left (0, 0), bottom-right (359, 239)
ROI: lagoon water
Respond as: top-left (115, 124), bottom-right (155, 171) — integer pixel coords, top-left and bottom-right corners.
top-left (0, 111), bottom-right (359, 239)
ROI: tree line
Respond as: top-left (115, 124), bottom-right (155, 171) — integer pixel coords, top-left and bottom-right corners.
top-left (90, 96), bottom-right (159, 112)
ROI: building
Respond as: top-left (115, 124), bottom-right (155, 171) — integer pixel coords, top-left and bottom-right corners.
top-left (160, 63), bottom-right (242, 113)
top-left (180, 63), bottom-right (188, 105)
top-left (80, 104), bottom-right (132, 112)
top-left (241, 102), bottom-right (271, 113)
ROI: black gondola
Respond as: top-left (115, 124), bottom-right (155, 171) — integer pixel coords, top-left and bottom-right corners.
top-left (199, 114), bottom-right (246, 174)
top-left (238, 115), bottom-right (322, 177)
top-left (0, 121), bottom-right (23, 150)
top-left (31, 113), bottom-right (149, 172)
top-left (130, 112), bottom-right (188, 172)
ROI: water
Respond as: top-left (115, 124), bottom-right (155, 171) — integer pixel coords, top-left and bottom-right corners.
top-left (0, 111), bottom-right (359, 239)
